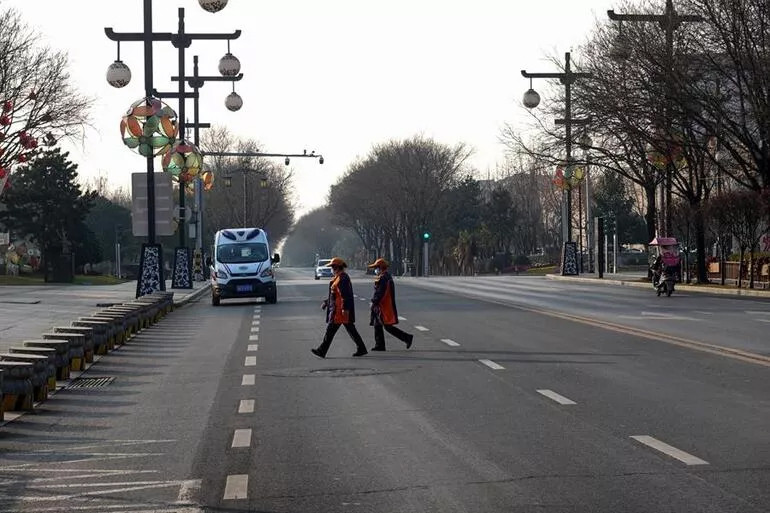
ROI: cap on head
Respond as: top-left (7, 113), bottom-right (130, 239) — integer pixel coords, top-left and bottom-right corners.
top-left (326, 257), bottom-right (347, 268)
top-left (367, 257), bottom-right (389, 269)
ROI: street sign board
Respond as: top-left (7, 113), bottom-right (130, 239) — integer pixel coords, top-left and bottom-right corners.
top-left (131, 172), bottom-right (175, 237)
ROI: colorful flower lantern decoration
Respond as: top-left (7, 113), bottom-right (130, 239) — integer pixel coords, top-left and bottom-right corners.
top-left (120, 97), bottom-right (178, 158)
top-left (161, 139), bottom-right (203, 183)
top-left (201, 170), bottom-right (215, 191)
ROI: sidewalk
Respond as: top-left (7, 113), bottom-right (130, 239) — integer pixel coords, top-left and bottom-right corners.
top-left (0, 280), bottom-right (210, 354)
top-left (547, 272), bottom-right (770, 298)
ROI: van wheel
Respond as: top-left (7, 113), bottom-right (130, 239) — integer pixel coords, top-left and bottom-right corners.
top-left (266, 290), bottom-right (277, 304)
top-left (314, 275), bottom-right (319, 280)
top-left (212, 295), bottom-right (220, 306)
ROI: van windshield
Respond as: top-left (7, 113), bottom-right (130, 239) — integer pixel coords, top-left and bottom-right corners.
top-left (217, 243), bottom-right (268, 263)
top-left (317, 259), bottom-right (331, 267)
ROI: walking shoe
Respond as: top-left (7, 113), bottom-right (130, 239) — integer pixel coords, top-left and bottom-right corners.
top-left (370, 346), bottom-right (386, 351)
top-left (352, 349), bottom-right (368, 357)
top-left (311, 348), bottom-right (325, 359)
top-left (405, 334), bottom-right (413, 349)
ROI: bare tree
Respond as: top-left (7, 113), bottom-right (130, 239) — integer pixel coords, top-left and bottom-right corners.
top-left (0, 7), bottom-right (91, 188)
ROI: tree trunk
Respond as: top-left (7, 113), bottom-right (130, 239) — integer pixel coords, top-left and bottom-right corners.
top-left (738, 248), bottom-right (745, 288)
top-left (645, 185), bottom-right (657, 279)
top-left (749, 250), bottom-right (755, 289)
top-left (694, 209), bottom-right (708, 284)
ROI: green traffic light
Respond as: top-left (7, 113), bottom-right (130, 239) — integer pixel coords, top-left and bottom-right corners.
top-left (423, 232), bottom-right (430, 240)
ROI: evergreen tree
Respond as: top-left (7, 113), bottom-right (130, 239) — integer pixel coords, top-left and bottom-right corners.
top-left (0, 149), bottom-right (97, 262)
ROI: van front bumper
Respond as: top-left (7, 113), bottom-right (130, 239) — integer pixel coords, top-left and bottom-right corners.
top-left (213, 279), bottom-right (275, 299)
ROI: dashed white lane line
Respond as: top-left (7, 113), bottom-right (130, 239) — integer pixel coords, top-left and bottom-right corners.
top-left (252, 320), bottom-right (260, 325)
top-left (479, 359), bottom-right (505, 370)
top-left (630, 435), bottom-right (709, 465)
top-left (253, 313), bottom-right (261, 319)
top-left (247, 344), bottom-right (258, 352)
top-left (536, 389), bottom-right (577, 405)
top-left (231, 429), bottom-right (252, 448)
top-left (249, 334), bottom-right (259, 341)
top-left (250, 326), bottom-right (260, 333)
top-left (223, 474), bottom-right (248, 500)
top-left (238, 400), bottom-right (255, 414)
top-left (398, 316), bottom-right (407, 321)
top-left (415, 326), bottom-right (430, 332)
top-left (244, 356), bottom-right (256, 366)
top-left (242, 374), bottom-right (255, 386)
top-left (441, 338), bottom-right (460, 347)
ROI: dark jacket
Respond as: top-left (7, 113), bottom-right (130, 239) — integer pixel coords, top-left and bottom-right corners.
top-left (326, 272), bottom-right (356, 324)
top-left (370, 270), bottom-right (398, 326)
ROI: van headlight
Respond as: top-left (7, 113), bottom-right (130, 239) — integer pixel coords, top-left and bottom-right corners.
top-left (260, 268), bottom-right (274, 278)
top-left (216, 269), bottom-right (228, 279)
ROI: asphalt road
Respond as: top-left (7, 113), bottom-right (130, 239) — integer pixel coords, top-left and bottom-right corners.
top-left (0, 267), bottom-right (768, 512)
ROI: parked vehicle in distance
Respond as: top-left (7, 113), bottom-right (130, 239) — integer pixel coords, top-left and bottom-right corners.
top-left (315, 259), bottom-right (332, 280)
top-left (208, 227), bottom-right (280, 306)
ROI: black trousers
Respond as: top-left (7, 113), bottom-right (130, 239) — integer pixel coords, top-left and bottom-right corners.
top-left (317, 323), bottom-right (367, 356)
top-left (374, 324), bottom-right (411, 348)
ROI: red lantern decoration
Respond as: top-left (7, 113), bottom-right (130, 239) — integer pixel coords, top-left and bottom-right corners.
top-left (2, 100), bottom-right (12, 112)
top-left (0, 115), bottom-right (10, 126)
top-left (0, 167), bottom-right (6, 178)
top-left (17, 154), bottom-right (27, 163)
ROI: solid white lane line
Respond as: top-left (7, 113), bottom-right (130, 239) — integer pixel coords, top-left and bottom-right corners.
top-left (249, 334), bottom-right (259, 341)
top-left (630, 435), bottom-right (709, 465)
top-left (756, 319), bottom-right (770, 323)
top-left (242, 374), bottom-right (255, 386)
top-left (238, 400), bottom-right (255, 414)
top-left (252, 320), bottom-right (260, 325)
top-left (231, 429), bottom-right (252, 448)
top-left (441, 338), bottom-right (460, 347)
top-left (398, 316), bottom-right (407, 321)
top-left (536, 389), bottom-right (577, 405)
top-left (244, 356), bottom-right (256, 366)
top-left (415, 325), bottom-right (430, 332)
top-left (223, 474), bottom-right (248, 500)
top-left (479, 359), bottom-right (505, 370)
top-left (247, 344), bottom-right (258, 352)
top-left (250, 326), bottom-right (260, 333)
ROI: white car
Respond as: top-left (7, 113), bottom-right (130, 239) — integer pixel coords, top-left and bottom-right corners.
top-left (314, 259), bottom-right (333, 280)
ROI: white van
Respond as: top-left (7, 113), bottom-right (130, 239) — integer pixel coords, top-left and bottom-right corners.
top-left (208, 228), bottom-right (280, 306)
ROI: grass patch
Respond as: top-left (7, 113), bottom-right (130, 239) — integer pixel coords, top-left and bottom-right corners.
top-left (0, 274), bottom-right (128, 286)
top-left (525, 265), bottom-right (558, 276)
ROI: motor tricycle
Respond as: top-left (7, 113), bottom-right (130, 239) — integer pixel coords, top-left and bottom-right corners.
top-left (649, 237), bottom-right (680, 297)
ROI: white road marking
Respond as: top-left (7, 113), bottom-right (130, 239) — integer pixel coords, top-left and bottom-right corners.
top-left (249, 334), bottom-right (259, 341)
top-left (2, 482), bottom-right (186, 502)
top-left (398, 316), bottom-right (407, 321)
top-left (247, 344), bottom-right (258, 352)
top-left (252, 319), bottom-right (260, 325)
top-left (536, 389), bottom-right (577, 405)
top-left (250, 326), bottom-right (260, 333)
top-left (231, 429), bottom-right (252, 448)
top-left (242, 374), bottom-right (255, 386)
top-left (441, 338), bottom-right (460, 347)
top-left (745, 310), bottom-right (770, 315)
top-left (253, 313), bottom-right (261, 319)
top-left (244, 356), bottom-right (256, 366)
top-left (176, 479), bottom-right (202, 504)
top-left (238, 400), bottom-right (255, 414)
top-left (630, 435), bottom-right (709, 465)
top-left (479, 359), bottom-right (505, 370)
top-left (415, 325), bottom-right (429, 331)
top-left (223, 474), bottom-right (249, 500)
top-left (756, 319), bottom-right (770, 323)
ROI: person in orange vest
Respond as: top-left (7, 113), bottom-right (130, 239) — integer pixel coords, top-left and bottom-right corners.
top-left (367, 258), bottom-right (413, 351)
top-left (311, 257), bottom-right (368, 358)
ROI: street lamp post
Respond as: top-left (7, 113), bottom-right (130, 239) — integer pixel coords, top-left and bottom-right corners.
top-left (522, 52), bottom-right (592, 274)
top-left (608, 0), bottom-right (703, 237)
top-left (579, 132), bottom-right (594, 273)
top-left (105, 0), bottom-right (234, 296)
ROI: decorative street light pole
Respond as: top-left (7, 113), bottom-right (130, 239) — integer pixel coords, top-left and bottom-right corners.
top-left (608, 0), bottom-right (703, 237)
top-left (105, 0), bottom-right (233, 296)
top-left (155, 54), bottom-right (243, 283)
top-left (522, 52), bottom-right (592, 275)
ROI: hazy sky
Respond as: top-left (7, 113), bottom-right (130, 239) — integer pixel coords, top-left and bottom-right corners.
top-left (5, 0), bottom-right (614, 216)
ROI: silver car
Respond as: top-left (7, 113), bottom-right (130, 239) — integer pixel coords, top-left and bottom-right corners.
top-left (314, 259), bottom-right (333, 280)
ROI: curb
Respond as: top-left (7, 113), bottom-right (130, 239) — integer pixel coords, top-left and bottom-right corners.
top-left (546, 274), bottom-right (770, 298)
top-left (174, 283), bottom-right (211, 307)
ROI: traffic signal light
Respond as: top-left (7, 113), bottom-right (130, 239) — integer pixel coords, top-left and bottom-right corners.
top-left (423, 232), bottom-right (430, 240)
